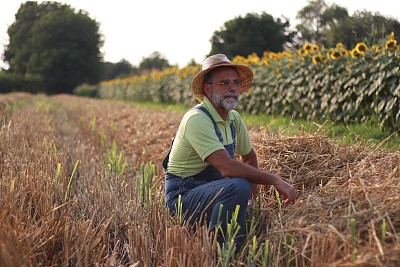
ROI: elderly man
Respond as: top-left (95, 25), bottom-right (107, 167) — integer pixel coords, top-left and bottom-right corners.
top-left (163, 54), bottom-right (296, 248)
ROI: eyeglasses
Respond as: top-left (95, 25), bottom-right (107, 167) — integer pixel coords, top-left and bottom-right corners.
top-left (207, 80), bottom-right (242, 89)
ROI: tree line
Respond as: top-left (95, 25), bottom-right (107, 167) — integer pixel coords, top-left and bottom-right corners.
top-left (1, 0), bottom-right (399, 94)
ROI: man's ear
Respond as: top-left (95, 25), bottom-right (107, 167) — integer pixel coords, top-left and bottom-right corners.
top-left (204, 84), bottom-right (211, 98)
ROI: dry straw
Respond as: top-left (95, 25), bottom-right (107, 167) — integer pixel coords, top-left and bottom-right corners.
top-left (0, 93), bottom-right (399, 266)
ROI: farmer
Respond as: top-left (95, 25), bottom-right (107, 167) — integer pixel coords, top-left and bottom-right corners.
top-left (163, 54), bottom-right (296, 248)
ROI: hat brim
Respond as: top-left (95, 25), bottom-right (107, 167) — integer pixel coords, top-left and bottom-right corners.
top-left (191, 64), bottom-right (254, 101)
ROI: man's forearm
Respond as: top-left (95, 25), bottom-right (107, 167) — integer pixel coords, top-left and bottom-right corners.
top-left (241, 149), bottom-right (259, 197)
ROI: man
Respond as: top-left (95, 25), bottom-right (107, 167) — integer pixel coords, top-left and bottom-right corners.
top-left (163, 54), bottom-right (296, 247)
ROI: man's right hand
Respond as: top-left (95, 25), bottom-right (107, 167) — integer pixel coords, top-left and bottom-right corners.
top-left (275, 178), bottom-right (296, 204)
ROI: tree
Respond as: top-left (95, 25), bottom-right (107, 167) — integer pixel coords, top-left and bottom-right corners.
top-left (3, 1), bottom-right (103, 94)
top-left (138, 52), bottom-right (171, 73)
top-left (296, 0), bottom-right (400, 48)
top-left (103, 59), bottom-right (138, 81)
top-left (295, 0), bottom-right (329, 45)
top-left (337, 11), bottom-right (400, 48)
top-left (185, 58), bottom-right (198, 67)
top-left (3, 1), bottom-right (65, 74)
top-left (209, 12), bottom-right (295, 59)
top-left (319, 4), bottom-right (350, 46)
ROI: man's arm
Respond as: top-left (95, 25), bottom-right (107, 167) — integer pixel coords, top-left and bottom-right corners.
top-left (206, 149), bottom-right (296, 204)
top-left (240, 148), bottom-right (259, 198)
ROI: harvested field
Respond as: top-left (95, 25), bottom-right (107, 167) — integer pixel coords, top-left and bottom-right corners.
top-left (1, 93), bottom-right (399, 266)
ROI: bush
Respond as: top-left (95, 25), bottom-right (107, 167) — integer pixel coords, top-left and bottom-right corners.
top-left (73, 84), bottom-right (99, 97)
top-left (0, 72), bottom-right (42, 93)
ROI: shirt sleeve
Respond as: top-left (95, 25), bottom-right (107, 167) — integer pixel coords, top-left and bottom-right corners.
top-left (233, 111), bottom-right (253, 155)
top-left (183, 113), bottom-right (225, 161)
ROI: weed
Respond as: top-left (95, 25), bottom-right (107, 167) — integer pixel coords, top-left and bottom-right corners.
top-left (64, 160), bottom-right (79, 202)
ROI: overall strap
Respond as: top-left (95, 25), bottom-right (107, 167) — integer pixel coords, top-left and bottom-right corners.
top-left (163, 106), bottom-right (237, 170)
top-left (195, 106), bottom-right (236, 145)
top-left (230, 122), bottom-right (236, 144)
top-left (195, 106), bottom-right (236, 159)
top-left (194, 106), bottom-right (223, 142)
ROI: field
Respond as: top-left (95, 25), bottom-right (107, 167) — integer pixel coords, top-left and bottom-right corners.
top-left (1, 92), bottom-right (399, 266)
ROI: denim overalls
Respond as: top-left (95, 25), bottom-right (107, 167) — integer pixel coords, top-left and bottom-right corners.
top-left (163, 106), bottom-right (251, 246)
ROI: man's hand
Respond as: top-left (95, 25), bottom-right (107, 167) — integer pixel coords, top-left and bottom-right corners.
top-left (275, 179), bottom-right (296, 204)
top-left (206, 149), bottom-right (297, 204)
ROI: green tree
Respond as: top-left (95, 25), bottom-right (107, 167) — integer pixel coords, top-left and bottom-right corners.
top-left (336, 11), bottom-right (400, 48)
top-left (209, 12), bottom-right (295, 59)
top-left (185, 58), bottom-right (198, 67)
top-left (3, 1), bottom-right (64, 74)
top-left (3, 1), bottom-right (103, 94)
top-left (296, 0), bottom-right (400, 48)
top-left (295, 0), bottom-right (329, 45)
top-left (103, 59), bottom-right (138, 80)
top-left (319, 4), bottom-right (350, 46)
top-left (138, 51), bottom-right (171, 73)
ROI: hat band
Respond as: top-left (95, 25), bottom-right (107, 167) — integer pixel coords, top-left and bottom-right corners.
top-left (203, 60), bottom-right (232, 70)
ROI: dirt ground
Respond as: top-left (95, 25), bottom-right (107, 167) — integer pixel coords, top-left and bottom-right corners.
top-left (54, 94), bottom-right (182, 173)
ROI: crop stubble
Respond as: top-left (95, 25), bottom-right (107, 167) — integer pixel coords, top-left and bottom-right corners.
top-left (0, 93), bottom-right (399, 266)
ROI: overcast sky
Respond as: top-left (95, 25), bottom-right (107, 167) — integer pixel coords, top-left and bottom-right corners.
top-left (1, 0), bottom-right (399, 69)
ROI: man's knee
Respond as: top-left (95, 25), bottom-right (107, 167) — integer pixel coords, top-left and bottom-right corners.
top-left (229, 178), bottom-right (252, 198)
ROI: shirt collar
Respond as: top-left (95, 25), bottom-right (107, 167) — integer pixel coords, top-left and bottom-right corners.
top-left (201, 96), bottom-right (234, 123)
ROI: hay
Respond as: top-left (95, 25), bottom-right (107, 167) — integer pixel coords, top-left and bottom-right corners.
top-left (250, 127), bottom-right (400, 266)
top-left (1, 93), bottom-right (399, 266)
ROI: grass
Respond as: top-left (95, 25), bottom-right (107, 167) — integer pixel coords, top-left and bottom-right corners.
top-left (126, 100), bottom-right (400, 150)
top-left (241, 111), bottom-right (400, 150)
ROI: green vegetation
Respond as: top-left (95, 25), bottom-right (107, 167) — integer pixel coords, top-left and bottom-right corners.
top-left (297, 0), bottom-right (400, 48)
top-left (99, 33), bottom-right (399, 135)
top-left (241, 111), bottom-right (400, 150)
top-left (2, 1), bottom-right (103, 94)
top-left (209, 12), bottom-right (294, 59)
top-left (120, 100), bottom-right (400, 150)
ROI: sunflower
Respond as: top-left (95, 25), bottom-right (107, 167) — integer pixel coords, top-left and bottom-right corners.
top-left (330, 50), bottom-right (342, 60)
top-left (350, 49), bottom-right (360, 59)
top-left (336, 42), bottom-right (345, 49)
top-left (312, 54), bottom-right (323, 64)
top-left (267, 52), bottom-right (280, 60)
top-left (297, 48), bottom-right (306, 56)
top-left (232, 55), bottom-right (247, 64)
top-left (370, 45), bottom-right (382, 53)
top-left (261, 57), bottom-right (270, 66)
top-left (386, 39), bottom-right (397, 51)
top-left (355, 42), bottom-right (368, 54)
top-left (327, 48), bottom-right (335, 58)
top-left (247, 53), bottom-right (261, 65)
top-left (341, 49), bottom-right (349, 57)
top-left (303, 43), bottom-right (313, 51)
top-left (280, 51), bottom-right (293, 58)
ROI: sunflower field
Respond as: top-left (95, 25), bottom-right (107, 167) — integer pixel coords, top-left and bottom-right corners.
top-left (98, 33), bottom-right (400, 131)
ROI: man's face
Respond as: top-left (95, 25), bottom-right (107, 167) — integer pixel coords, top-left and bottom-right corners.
top-left (205, 67), bottom-right (241, 111)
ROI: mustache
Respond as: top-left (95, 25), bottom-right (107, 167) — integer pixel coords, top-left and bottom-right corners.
top-left (223, 93), bottom-right (239, 100)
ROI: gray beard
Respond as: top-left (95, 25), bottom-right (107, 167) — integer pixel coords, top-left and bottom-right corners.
top-left (211, 90), bottom-right (240, 111)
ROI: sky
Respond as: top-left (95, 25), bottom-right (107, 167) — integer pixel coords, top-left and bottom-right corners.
top-left (1, 0), bottom-right (399, 69)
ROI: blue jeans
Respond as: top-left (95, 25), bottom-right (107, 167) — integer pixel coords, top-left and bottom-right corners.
top-left (165, 168), bottom-right (252, 246)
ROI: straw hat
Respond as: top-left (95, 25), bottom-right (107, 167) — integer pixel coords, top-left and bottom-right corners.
top-left (192, 54), bottom-right (254, 101)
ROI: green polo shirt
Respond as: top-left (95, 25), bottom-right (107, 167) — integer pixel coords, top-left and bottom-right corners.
top-left (167, 96), bottom-right (252, 178)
